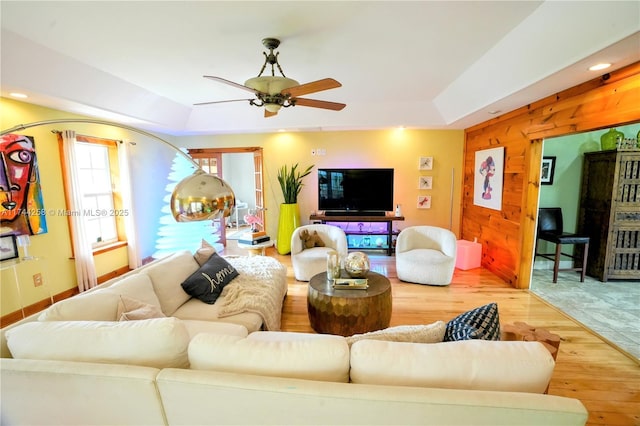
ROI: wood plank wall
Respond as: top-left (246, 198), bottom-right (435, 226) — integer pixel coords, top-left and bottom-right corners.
top-left (462, 62), bottom-right (640, 289)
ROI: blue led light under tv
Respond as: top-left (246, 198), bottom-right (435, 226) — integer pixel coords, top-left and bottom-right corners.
top-left (318, 168), bottom-right (394, 216)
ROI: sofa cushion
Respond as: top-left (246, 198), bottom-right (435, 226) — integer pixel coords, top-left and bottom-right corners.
top-left (143, 250), bottom-right (200, 316)
top-left (346, 321), bottom-right (446, 346)
top-left (180, 320), bottom-right (248, 339)
top-left (181, 253), bottom-right (239, 304)
top-left (37, 289), bottom-right (120, 321)
top-left (5, 317), bottom-right (190, 368)
top-left (444, 302), bottom-right (500, 341)
top-left (350, 339), bottom-right (555, 393)
top-left (172, 298), bottom-right (263, 333)
top-left (194, 239), bottom-right (216, 266)
top-left (117, 295), bottom-right (166, 321)
top-left (188, 331), bottom-right (350, 382)
top-left (104, 273), bottom-right (162, 309)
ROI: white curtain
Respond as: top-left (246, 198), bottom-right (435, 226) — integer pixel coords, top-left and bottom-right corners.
top-left (61, 130), bottom-right (98, 292)
top-left (118, 140), bottom-right (141, 269)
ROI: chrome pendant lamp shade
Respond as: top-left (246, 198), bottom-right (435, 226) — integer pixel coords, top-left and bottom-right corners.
top-left (171, 169), bottom-right (235, 221)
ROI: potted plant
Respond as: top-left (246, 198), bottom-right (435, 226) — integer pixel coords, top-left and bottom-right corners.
top-left (276, 163), bottom-right (314, 254)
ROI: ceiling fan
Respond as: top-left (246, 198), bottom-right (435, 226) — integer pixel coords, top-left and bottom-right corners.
top-left (195, 38), bottom-right (346, 118)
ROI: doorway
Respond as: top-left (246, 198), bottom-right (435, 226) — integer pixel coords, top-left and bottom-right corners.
top-left (188, 147), bottom-right (265, 246)
top-left (529, 125), bottom-right (640, 360)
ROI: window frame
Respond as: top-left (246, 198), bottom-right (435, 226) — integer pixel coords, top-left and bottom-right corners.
top-left (58, 134), bottom-right (127, 255)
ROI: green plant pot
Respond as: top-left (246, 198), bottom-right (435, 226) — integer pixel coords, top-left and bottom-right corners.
top-left (276, 203), bottom-right (300, 255)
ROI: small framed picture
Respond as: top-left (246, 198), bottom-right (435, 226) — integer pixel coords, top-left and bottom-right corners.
top-left (417, 195), bottom-right (432, 209)
top-left (418, 156), bottom-right (433, 170)
top-left (541, 156), bottom-right (556, 185)
top-left (418, 176), bottom-right (433, 190)
top-left (1, 234), bottom-right (19, 261)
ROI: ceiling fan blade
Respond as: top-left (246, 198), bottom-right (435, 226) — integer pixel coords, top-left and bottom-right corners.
top-left (264, 109), bottom-right (278, 118)
top-left (193, 99), bottom-right (253, 106)
top-left (203, 76), bottom-right (259, 94)
top-left (283, 78), bottom-right (342, 97)
top-left (294, 98), bottom-right (346, 111)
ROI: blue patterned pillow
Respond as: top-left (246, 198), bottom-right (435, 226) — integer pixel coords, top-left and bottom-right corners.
top-left (444, 303), bottom-right (500, 341)
top-left (181, 253), bottom-right (239, 304)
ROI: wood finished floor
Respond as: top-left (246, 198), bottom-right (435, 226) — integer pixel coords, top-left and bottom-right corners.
top-left (223, 243), bottom-right (640, 426)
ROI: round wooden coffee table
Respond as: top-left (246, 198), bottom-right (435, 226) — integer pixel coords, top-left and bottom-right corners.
top-left (307, 271), bottom-right (392, 336)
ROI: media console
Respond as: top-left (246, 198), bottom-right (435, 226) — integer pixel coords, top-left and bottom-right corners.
top-left (310, 213), bottom-right (405, 256)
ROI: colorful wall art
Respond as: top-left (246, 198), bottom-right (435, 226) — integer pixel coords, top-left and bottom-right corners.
top-left (1, 134), bottom-right (48, 236)
top-left (473, 146), bottom-right (504, 211)
top-left (417, 195), bottom-right (432, 209)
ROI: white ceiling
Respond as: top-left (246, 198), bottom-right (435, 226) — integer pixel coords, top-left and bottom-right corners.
top-left (1, 1), bottom-right (639, 136)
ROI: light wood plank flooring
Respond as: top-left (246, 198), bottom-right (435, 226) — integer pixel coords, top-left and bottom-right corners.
top-left (225, 243), bottom-right (640, 426)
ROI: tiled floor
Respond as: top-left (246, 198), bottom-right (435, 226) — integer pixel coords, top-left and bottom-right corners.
top-left (530, 269), bottom-right (640, 360)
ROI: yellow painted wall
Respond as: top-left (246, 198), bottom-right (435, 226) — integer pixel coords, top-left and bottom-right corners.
top-left (179, 129), bottom-right (464, 238)
top-left (1, 98), bottom-right (136, 315)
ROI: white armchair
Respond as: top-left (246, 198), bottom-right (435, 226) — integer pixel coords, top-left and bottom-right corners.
top-left (395, 226), bottom-right (457, 286)
top-left (291, 224), bottom-right (349, 281)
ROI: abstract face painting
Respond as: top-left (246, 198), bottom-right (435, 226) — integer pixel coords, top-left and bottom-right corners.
top-left (1, 134), bottom-right (48, 235)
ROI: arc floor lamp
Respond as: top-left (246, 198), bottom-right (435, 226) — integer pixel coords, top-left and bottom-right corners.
top-left (1, 118), bottom-right (236, 222)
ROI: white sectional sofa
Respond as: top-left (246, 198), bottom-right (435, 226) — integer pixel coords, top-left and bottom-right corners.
top-left (0, 249), bottom-right (588, 425)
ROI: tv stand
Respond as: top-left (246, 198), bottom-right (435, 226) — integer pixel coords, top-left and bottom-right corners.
top-left (310, 213), bottom-right (404, 255)
top-left (323, 210), bottom-right (386, 217)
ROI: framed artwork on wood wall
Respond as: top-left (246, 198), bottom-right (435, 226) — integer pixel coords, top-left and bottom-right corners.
top-left (473, 146), bottom-right (504, 211)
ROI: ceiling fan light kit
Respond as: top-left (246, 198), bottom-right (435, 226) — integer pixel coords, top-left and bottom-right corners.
top-left (244, 76), bottom-right (300, 96)
top-left (197, 38), bottom-right (345, 117)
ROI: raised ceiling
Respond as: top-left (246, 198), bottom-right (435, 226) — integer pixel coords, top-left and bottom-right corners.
top-left (1, 1), bottom-right (639, 135)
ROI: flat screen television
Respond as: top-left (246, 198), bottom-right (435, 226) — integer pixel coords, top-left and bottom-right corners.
top-left (318, 168), bottom-right (394, 216)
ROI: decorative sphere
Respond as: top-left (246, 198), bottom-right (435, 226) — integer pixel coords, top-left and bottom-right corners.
top-left (344, 251), bottom-right (370, 278)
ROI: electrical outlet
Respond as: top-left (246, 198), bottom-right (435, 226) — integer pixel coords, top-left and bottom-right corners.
top-left (33, 273), bottom-right (43, 287)
top-left (319, 148), bottom-right (326, 156)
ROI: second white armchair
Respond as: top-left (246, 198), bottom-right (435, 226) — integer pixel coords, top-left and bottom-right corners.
top-left (395, 226), bottom-right (457, 286)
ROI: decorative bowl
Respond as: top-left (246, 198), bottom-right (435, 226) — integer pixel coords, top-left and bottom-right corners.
top-left (344, 251), bottom-right (370, 278)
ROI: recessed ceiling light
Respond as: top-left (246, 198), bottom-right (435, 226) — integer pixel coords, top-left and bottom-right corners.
top-left (9, 92), bottom-right (28, 98)
top-left (589, 63), bottom-right (611, 71)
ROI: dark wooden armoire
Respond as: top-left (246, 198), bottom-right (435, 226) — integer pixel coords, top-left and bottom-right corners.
top-left (578, 150), bottom-right (640, 281)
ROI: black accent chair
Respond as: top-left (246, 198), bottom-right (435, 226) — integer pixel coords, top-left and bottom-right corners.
top-left (535, 207), bottom-right (590, 283)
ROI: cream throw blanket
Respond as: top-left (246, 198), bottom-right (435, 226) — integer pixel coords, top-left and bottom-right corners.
top-left (217, 256), bottom-right (288, 331)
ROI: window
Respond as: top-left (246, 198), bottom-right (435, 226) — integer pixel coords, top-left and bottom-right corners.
top-left (59, 134), bottom-right (126, 250)
top-left (75, 142), bottom-right (118, 247)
